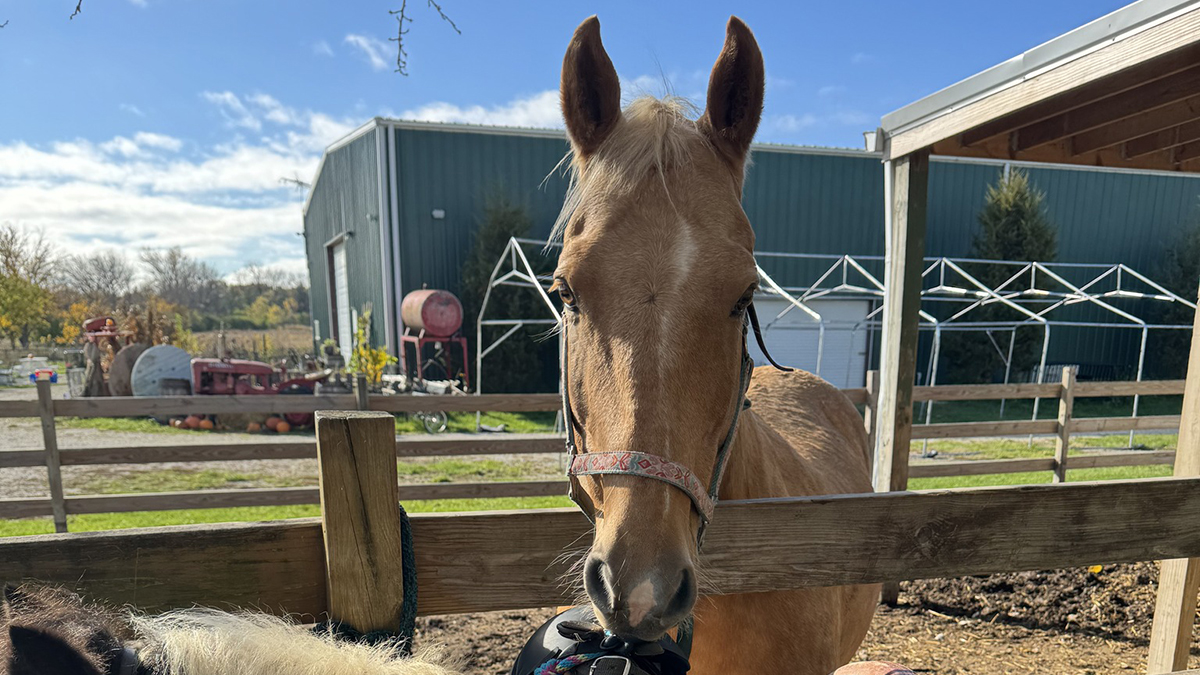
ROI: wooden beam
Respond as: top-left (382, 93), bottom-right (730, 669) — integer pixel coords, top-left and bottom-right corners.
top-left (1074, 380), bottom-right (1185, 397)
top-left (394, 434), bottom-right (565, 457)
top-left (316, 410), bottom-right (406, 633)
top-left (876, 150), bottom-right (929, 607)
top-left (1071, 415), bottom-right (1181, 434)
top-left (960, 43), bottom-right (1200, 147)
top-left (1148, 280), bottom-right (1200, 673)
top-left (890, 10), bottom-right (1200, 158)
top-left (1072, 94), bottom-right (1200, 155)
top-left (4, 478), bottom-right (1200, 618)
top-left (1014, 66), bottom-right (1200, 152)
top-left (370, 393), bottom-right (562, 413)
top-left (875, 150), bottom-right (930, 498)
top-left (0, 401), bottom-right (38, 418)
top-left (1123, 119), bottom-right (1200, 158)
top-left (913, 382), bottom-right (1061, 402)
top-left (910, 419), bottom-right (1058, 440)
top-left (0, 520), bottom-right (327, 616)
top-left (36, 380), bottom-right (67, 533)
top-left (1054, 367), bottom-right (1077, 483)
top-left (1173, 138), bottom-right (1200, 164)
top-left (909, 458), bottom-right (1055, 478)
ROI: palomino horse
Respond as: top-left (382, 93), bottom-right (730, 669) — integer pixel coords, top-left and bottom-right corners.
top-left (554, 16), bottom-right (879, 675)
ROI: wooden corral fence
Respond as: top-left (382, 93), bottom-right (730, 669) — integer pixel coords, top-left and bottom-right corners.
top-left (0, 368), bottom-right (1184, 533)
top-left (0, 406), bottom-right (1198, 672)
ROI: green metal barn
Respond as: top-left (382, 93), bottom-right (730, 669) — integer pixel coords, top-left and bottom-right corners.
top-left (302, 118), bottom-right (1200, 388)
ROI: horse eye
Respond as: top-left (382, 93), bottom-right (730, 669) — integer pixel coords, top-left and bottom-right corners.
top-left (731, 287), bottom-right (755, 317)
top-left (556, 279), bottom-right (577, 309)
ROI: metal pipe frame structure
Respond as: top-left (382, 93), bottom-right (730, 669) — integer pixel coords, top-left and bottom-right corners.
top-left (476, 239), bottom-right (1195, 443)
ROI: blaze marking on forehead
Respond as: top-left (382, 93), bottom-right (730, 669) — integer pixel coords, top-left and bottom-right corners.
top-left (658, 220), bottom-right (696, 522)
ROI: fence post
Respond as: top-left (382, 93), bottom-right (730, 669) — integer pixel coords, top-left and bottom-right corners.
top-left (864, 370), bottom-right (880, 475)
top-left (316, 410), bottom-right (405, 632)
top-left (1053, 366), bottom-right (1076, 483)
top-left (1147, 281), bottom-right (1200, 673)
top-left (354, 373), bottom-right (369, 411)
top-left (36, 378), bottom-right (68, 533)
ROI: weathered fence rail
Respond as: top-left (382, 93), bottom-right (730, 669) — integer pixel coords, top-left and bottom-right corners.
top-left (0, 371), bottom-right (1184, 530)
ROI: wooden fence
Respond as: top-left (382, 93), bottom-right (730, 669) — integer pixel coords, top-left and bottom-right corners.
top-left (0, 409), bottom-right (1197, 673)
top-left (0, 370), bottom-right (1184, 533)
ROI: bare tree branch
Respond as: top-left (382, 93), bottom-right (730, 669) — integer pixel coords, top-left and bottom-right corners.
top-left (389, 0), bottom-right (459, 76)
top-left (0, 20), bottom-right (9, 29)
top-left (427, 0), bottom-right (460, 35)
top-left (70, 1), bottom-right (83, 20)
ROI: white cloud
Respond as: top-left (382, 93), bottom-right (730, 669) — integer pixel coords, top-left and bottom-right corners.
top-left (134, 132), bottom-right (183, 152)
top-left (0, 93), bottom-right (360, 275)
top-left (313, 40), bottom-right (334, 57)
top-left (401, 90), bottom-right (562, 129)
top-left (202, 91), bottom-right (262, 131)
top-left (817, 85), bottom-right (846, 97)
top-left (850, 52), bottom-right (872, 65)
top-left (770, 114), bottom-right (819, 132)
top-left (344, 34), bottom-right (390, 71)
top-left (129, 0), bottom-right (148, 6)
top-left (119, 103), bottom-right (146, 117)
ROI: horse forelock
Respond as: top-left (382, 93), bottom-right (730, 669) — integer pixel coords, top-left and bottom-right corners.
top-left (550, 95), bottom-right (711, 245)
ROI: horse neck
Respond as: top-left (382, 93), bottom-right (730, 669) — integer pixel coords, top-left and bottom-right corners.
top-left (716, 410), bottom-right (814, 501)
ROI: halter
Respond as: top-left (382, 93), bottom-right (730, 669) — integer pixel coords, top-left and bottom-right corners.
top-left (561, 302), bottom-right (789, 547)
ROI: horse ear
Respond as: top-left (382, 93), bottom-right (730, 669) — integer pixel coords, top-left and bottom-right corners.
top-left (7, 625), bottom-right (104, 675)
top-left (561, 16), bottom-right (622, 159)
top-left (701, 16), bottom-right (765, 168)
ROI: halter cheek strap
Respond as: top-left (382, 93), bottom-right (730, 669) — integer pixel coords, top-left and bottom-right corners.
top-left (561, 316), bottom-right (760, 548)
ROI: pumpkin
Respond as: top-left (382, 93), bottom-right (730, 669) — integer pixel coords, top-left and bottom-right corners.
top-left (247, 422), bottom-right (262, 433)
top-left (265, 416), bottom-right (282, 431)
top-left (184, 415), bottom-right (201, 429)
top-left (198, 419), bottom-right (214, 430)
top-left (275, 421), bottom-right (291, 434)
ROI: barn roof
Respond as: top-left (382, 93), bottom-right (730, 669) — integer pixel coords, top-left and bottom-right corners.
top-left (879, 0), bottom-right (1200, 172)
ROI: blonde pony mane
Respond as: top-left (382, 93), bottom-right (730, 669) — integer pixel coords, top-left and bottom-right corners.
top-left (132, 609), bottom-right (461, 675)
top-left (550, 95), bottom-right (711, 243)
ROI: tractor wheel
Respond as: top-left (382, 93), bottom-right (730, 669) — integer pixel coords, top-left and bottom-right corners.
top-left (279, 383), bottom-right (315, 427)
top-left (421, 411), bottom-right (449, 434)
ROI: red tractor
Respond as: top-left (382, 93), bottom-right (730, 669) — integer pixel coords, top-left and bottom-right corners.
top-left (191, 358), bottom-right (330, 427)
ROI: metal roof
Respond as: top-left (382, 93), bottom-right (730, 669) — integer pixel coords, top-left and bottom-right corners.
top-left (880, 0), bottom-right (1200, 135)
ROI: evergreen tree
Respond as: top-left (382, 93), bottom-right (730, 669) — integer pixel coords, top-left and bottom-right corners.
top-left (943, 170), bottom-right (1059, 384)
top-left (1147, 218), bottom-right (1200, 379)
top-left (459, 194), bottom-right (555, 393)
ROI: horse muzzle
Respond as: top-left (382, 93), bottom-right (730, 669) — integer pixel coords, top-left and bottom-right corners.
top-left (584, 552), bottom-right (697, 641)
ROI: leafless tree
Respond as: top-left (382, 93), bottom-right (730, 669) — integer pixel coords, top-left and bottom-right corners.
top-left (0, 223), bottom-right (58, 286)
top-left (231, 262), bottom-right (304, 289)
top-left (390, 0), bottom-right (460, 76)
top-left (61, 251), bottom-right (137, 308)
top-left (140, 246), bottom-right (224, 312)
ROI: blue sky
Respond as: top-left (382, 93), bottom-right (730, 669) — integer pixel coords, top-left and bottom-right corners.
top-left (0, 0), bottom-right (1131, 277)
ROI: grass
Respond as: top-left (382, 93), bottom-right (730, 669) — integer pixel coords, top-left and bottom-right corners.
top-left (0, 495), bottom-right (575, 538)
top-left (920, 394), bottom-right (1182, 424)
top-left (914, 432), bottom-right (1177, 460)
top-left (57, 411), bottom-right (555, 435)
top-left (394, 411), bottom-right (557, 434)
top-left (908, 464), bottom-right (1172, 490)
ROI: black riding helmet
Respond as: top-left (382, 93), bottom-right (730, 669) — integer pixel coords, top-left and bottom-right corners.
top-left (510, 607), bottom-right (691, 675)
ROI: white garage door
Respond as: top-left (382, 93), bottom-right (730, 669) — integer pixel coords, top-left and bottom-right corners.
top-left (748, 297), bottom-right (872, 389)
top-left (332, 243), bottom-right (352, 361)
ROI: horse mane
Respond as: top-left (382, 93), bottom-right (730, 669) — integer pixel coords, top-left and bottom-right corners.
top-left (133, 609), bottom-right (460, 675)
top-left (550, 95), bottom-right (709, 243)
top-left (1, 583), bottom-right (132, 673)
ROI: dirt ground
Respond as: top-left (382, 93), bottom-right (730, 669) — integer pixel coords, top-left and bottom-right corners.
top-left (416, 564), bottom-right (1200, 675)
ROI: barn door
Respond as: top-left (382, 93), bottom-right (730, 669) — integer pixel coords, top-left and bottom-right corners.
top-left (332, 242), bottom-right (352, 361)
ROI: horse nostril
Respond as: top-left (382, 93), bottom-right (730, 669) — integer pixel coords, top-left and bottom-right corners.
top-left (584, 556), bottom-right (613, 614)
top-left (664, 567), bottom-right (696, 619)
